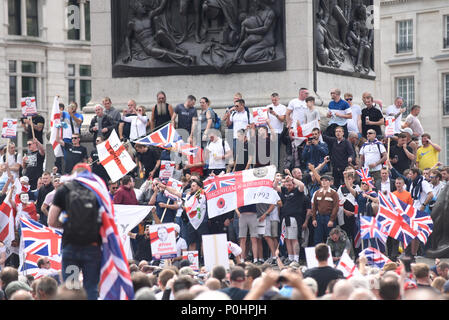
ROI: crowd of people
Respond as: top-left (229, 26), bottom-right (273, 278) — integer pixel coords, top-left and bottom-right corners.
top-left (1, 87), bottom-right (448, 301)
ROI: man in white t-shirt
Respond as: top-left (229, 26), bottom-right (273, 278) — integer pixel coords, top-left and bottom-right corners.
top-left (344, 92), bottom-right (362, 136)
top-left (1, 142), bottom-right (22, 180)
top-left (286, 88), bottom-right (309, 128)
top-left (402, 105), bottom-right (424, 138)
top-left (204, 129), bottom-right (232, 176)
top-left (266, 92), bottom-right (286, 168)
top-left (227, 98), bottom-right (254, 159)
top-left (385, 97), bottom-right (406, 134)
top-left (359, 129), bottom-right (387, 184)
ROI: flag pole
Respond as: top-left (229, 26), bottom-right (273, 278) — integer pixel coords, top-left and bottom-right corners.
top-left (28, 116), bottom-right (36, 140)
top-left (160, 199), bottom-right (171, 223)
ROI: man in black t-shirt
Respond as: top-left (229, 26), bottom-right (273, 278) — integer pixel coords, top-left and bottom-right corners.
top-left (89, 136), bottom-right (110, 185)
top-left (172, 95), bottom-right (198, 144)
top-left (303, 243), bottom-right (344, 297)
top-left (389, 133), bottom-right (414, 175)
top-left (22, 138), bottom-right (45, 190)
top-left (21, 114), bottom-right (45, 144)
top-left (135, 144), bottom-right (161, 180)
top-left (361, 96), bottom-right (384, 138)
top-left (274, 175), bottom-right (308, 264)
top-left (56, 131), bottom-right (87, 174)
top-left (36, 172), bottom-right (54, 226)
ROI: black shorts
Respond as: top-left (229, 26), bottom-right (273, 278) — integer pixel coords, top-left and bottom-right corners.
top-left (186, 221), bottom-right (210, 246)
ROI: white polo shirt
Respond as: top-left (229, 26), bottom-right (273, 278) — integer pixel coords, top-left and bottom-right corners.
top-left (206, 138), bottom-right (231, 169)
top-left (267, 103), bottom-right (287, 134)
top-left (230, 110), bottom-right (253, 137)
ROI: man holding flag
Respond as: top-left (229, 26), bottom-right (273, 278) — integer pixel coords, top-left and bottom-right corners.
top-left (48, 165), bottom-right (134, 300)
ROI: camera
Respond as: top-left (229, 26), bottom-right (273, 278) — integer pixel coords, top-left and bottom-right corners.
top-left (276, 276), bottom-right (287, 284)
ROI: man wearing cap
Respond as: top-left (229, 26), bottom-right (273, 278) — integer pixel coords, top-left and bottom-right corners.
top-left (219, 267), bottom-right (249, 300)
top-left (56, 129), bottom-right (88, 175)
top-left (311, 175), bottom-right (339, 245)
top-left (172, 224), bottom-right (188, 266)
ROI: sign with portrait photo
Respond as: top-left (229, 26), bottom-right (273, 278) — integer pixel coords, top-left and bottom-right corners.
top-left (149, 223), bottom-right (177, 260)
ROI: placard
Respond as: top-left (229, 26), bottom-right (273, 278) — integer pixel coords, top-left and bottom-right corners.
top-left (182, 250), bottom-right (199, 271)
top-left (202, 233), bottom-right (229, 272)
top-left (21, 97), bottom-right (37, 117)
top-left (252, 107), bottom-right (269, 126)
top-left (149, 223), bottom-right (177, 260)
top-left (159, 160), bottom-right (175, 181)
top-left (1, 118), bottom-right (17, 138)
top-left (305, 246), bottom-right (334, 268)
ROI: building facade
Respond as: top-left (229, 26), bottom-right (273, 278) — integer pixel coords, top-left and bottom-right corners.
top-left (0, 0), bottom-right (91, 150)
top-left (379, 0), bottom-right (449, 164)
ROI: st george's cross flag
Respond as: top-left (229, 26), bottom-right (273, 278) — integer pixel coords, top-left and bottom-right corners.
top-left (203, 166), bottom-right (280, 219)
top-left (97, 130), bottom-right (136, 183)
top-left (184, 191), bottom-right (207, 230)
top-left (49, 96), bottom-right (64, 158)
top-left (0, 199), bottom-right (15, 246)
top-left (135, 122), bottom-right (182, 149)
top-left (74, 170), bottom-right (134, 300)
top-left (21, 97), bottom-right (37, 117)
top-left (290, 119), bottom-right (320, 142)
top-left (337, 250), bottom-right (361, 279)
top-left (2, 118), bottom-right (18, 138)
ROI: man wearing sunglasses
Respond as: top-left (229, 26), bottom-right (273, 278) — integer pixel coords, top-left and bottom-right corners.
top-left (22, 138), bottom-right (45, 190)
top-left (56, 129), bottom-right (87, 174)
top-left (359, 130), bottom-right (387, 184)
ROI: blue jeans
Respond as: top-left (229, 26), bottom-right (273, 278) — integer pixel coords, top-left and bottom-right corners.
top-left (62, 244), bottom-right (102, 300)
top-left (313, 214), bottom-right (332, 245)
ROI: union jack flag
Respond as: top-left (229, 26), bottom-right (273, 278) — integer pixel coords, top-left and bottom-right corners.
top-left (176, 141), bottom-right (201, 157)
top-left (19, 253), bottom-right (62, 279)
top-left (379, 191), bottom-right (433, 245)
top-left (280, 223), bottom-right (286, 246)
top-left (135, 123), bottom-right (182, 149)
top-left (356, 168), bottom-right (375, 188)
top-left (359, 247), bottom-right (392, 269)
top-left (360, 216), bottom-right (388, 244)
top-left (74, 171), bottom-right (134, 300)
top-left (203, 174), bottom-right (236, 193)
top-left (377, 192), bottom-right (420, 248)
top-left (20, 218), bottom-right (62, 257)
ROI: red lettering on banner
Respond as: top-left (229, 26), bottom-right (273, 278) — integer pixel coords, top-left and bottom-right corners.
top-left (208, 179), bottom-right (273, 200)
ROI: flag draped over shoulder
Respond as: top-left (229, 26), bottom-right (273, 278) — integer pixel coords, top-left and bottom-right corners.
top-left (74, 171), bottom-right (134, 300)
top-left (49, 96), bottom-right (64, 158)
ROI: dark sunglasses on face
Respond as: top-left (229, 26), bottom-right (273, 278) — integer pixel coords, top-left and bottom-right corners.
top-left (345, 98), bottom-right (353, 101)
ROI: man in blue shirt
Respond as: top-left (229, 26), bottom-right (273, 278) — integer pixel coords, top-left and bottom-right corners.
top-left (325, 88), bottom-right (352, 138)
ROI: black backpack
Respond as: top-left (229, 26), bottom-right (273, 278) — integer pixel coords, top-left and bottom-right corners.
top-left (63, 181), bottom-right (102, 246)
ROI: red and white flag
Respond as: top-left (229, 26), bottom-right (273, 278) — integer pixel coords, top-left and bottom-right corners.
top-left (164, 177), bottom-right (182, 201)
top-left (97, 130), bottom-right (136, 183)
top-left (184, 192), bottom-right (206, 230)
top-left (290, 119), bottom-right (320, 145)
top-left (49, 96), bottom-right (64, 158)
top-left (203, 165), bottom-right (280, 219)
top-left (21, 97), bottom-right (37, 117)
top-left (2, 118), bottom-right (18, 138)
top-left (252, 107), bottom-right (269, 126)
top-left (0, 199), bottom-right (15, 246)
top-left (336, 251), bottom-right (361, 279)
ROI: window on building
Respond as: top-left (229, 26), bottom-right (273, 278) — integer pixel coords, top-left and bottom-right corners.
top-left (67, 0), bottom-right (91, 41)
top-left (445, 15), bottom-right (449, 49)
top-left (8, 60), bottom-right (43, 109)
top-left (67, 64), bottom-right (91, 109)
top-left (444, 74), bottom-right (449, 115)
top-left (396, 77), bottom-right (415, 116)
top-left (8, 0), bottom-right (39, 37)
top-left (397, 20), bottom-right (413, 53)
top-left (8, 0), bottom-right (21, 35)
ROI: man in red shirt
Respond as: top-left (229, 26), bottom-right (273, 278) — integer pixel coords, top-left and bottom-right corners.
top-left (113, 175), bottom-right (138, 205)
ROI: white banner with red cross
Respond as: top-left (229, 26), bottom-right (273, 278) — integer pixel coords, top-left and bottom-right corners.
top-left (97, 130), bottom-right (136, 183)
top-left (203, 165), bottom-right (280, 219)
top-left (49, 96), bottom-right (64, 158)
top-left (336, 250), bottom-right (361, 279)
top-left (21, 97), bottom-right (37, 117)
top-left (1, 118), bottom-right (17, 138)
